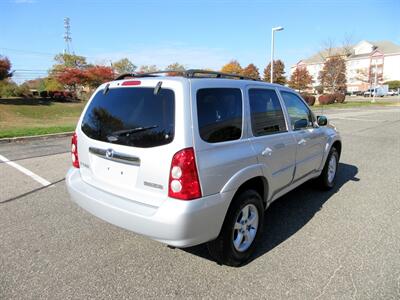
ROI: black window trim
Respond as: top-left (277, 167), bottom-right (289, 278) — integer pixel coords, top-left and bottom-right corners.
top-left (247, 87), bottom-right (289, 138)
top-left (195, 87), bottom-right (244, 144)
top-left (279, 90), bottom-right (316, 131)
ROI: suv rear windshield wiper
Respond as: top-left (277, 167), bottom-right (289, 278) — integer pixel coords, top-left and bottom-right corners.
top-left (106, 125), bottom-right (159, 142)
top-left (111, 125), bottom-right (159, 136)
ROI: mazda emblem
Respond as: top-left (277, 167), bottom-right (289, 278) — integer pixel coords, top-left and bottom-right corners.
top-left (105, 149), bottom-right (114, 158)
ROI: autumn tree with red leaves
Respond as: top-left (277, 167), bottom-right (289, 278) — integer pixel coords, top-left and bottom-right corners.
top-left (242, 64), bottom-right (260, 80)
top-left (84, 66), bottom-right (115, 89)
top-left (263, 60), bottom-right (286, 84)
top-left (0, 56), bottom-right (12, 81)
top-left (55, 67), bottom-right (87, 92)
top-left (288, 66), bottom-right (313, 92)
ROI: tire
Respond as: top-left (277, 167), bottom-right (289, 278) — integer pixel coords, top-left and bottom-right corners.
top-left (317, 147), bottom-right (339, 190)
top-left (207, 190), bottom-right (264, 267)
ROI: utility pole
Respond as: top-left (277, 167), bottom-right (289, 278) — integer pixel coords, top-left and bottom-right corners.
top-left (270, 26), bottom-right (284, 83)
top-left (64, 17), bottom-right (73, 55)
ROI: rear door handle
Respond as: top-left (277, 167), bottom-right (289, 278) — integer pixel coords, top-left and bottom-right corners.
top-left (261, 147), bottom-right (273, 156)
top-left (298, 138), bottom-right (307, 146)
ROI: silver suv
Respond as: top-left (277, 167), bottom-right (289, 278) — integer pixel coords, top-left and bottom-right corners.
top-left (66, 70), bottom-right (342, 266)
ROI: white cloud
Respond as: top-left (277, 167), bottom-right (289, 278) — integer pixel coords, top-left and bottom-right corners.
top-left (90, 44), bottom-right (234, 70)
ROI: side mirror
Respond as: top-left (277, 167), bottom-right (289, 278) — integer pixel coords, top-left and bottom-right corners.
top-left (317, 115), bottom-right (328, 126)
top-left (294, 119), bottom-right (309, 130)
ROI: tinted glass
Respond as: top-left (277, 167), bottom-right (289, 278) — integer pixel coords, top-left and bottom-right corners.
top-left (280, 91), bottom-right (313, 130)
top-left (197, 88), bottom-right (242, 143)
top-left (81, 87), bottom-right (174, 148)
top-left (249, 89), bottom-right (286, 136)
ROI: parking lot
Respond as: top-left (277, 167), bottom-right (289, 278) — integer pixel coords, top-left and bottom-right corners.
top-left (1, 105), bottom-right (399, 299)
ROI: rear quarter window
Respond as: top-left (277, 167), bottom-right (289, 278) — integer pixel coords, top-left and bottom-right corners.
top-left (81, 87), bottom-right (175, 148)
top-left (196, 88), bottom-right (243, 143)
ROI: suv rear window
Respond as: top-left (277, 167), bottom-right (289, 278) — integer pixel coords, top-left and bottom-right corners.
top-left (81, 87), bottom-right (175, 148)
top-left (197, 88), bottom-right (242, 143)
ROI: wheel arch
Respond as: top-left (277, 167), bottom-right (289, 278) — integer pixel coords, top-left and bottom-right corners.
top-left (331, 140), bottom-right (342, 159)
top-left (233, 176), bottom-right (269, 209)
top-left (220, 164), bottom-right (270, 207)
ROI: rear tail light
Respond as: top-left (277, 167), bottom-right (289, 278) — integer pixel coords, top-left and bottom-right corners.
top-left (71, 132), bottom-right (80, 168)
top-left (168, 148), bottom-right (202, 200)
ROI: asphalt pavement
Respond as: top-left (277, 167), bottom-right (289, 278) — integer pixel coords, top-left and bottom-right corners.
top-left (1, 106), bottom-right (399, 299)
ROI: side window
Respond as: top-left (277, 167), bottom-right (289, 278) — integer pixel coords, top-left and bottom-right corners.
top-left (197, 88), bottom-right (242, 143)
top-left (249, 88), bottom-right (287, 136)
top-left (280, 91), bottom-right (313, 130)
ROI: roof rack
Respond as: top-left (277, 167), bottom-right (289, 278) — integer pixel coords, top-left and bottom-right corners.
top-left (115, 69), bottom-right (260, 81)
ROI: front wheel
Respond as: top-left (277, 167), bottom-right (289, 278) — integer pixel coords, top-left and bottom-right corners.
top-left (317, 147), bottom-right (339, 189)
top-left (207, 190), bottom-right (264, 267)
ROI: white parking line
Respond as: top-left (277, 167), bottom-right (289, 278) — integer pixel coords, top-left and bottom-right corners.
top-left (0, 154), bottom-right (52, 187)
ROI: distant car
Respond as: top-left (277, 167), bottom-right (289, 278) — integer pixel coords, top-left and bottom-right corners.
top-left (387, 90), bottom-right (399, 96)
top-left (66, 69), bottom-right (342, 266)
top-left (364, 88), bottom-right (385, 97)
top-left (355, 91), bottom-right (364, 96)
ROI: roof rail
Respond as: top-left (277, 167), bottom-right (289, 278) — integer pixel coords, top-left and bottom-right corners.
top-left (115, 69), bottom-right (260, 81)
top-left (184, 69), bottom-right (258, 81)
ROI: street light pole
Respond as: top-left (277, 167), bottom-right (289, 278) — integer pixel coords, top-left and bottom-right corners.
top-left (270, 26), bottom-right (284, 83)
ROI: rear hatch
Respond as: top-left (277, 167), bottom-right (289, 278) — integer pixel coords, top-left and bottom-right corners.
top-left (76, 79), bottom-right (189, 207)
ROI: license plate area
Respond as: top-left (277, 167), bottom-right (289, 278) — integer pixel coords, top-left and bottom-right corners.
top-left (91, 155), bottom-right (139, 188)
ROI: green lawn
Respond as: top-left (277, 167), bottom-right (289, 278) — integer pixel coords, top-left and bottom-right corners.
top-left (0, 98), bottom-right (86, 138)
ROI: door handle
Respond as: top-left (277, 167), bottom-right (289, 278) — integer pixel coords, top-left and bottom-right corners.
top-left (261, 147), bottom-right (273, 156)
top-left (298, 138), bottom-right (307, 146)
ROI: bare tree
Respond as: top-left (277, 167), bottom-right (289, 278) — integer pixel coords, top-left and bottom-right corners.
top-left (341, 33), bottom-right (355, 56)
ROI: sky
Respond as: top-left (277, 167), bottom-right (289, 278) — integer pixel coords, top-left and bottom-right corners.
top-left (1, 0), bottom-right (399, 83)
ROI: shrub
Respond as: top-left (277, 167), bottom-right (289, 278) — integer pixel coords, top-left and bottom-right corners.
top-left (0, 81), bottom-right (18, 97)
top-left (318, 94), bottom-right (335, 105)
top-left (39, 91), bottom-right (48, 98)
top-left (333, 93), bottom-right (345, 103)
top-left (300, 93), bottom-right (316, 106)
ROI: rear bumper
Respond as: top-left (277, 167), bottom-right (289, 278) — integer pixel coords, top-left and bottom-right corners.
top-left (66, 168), bottom-right (232, 247)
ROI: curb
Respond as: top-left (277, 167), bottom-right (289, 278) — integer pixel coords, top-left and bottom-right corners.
top-left (0, 132), bottom-right (74, 144)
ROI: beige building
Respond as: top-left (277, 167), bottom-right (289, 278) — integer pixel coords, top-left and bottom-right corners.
top-left (292, 40), bottom-right (400, 92)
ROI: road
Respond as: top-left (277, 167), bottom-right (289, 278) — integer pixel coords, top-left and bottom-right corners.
top-left (1, 106), bottom-right (399, 299)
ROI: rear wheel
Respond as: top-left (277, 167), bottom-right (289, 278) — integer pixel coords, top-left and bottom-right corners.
top-left (317, 147), bottom-right (339, 189)
top-left (207, 190), bottom-right (264, 267)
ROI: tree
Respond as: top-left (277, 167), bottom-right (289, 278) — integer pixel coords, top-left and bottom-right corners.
top-left (221, 60), bottom-right (243, 75)
top-left (0, 56), bottom-right (12, 81)
top-left (84, 66), bottom-right (115, 89)
top-left (138, 65), bottom-right (159, 73)
top-left (49, 53), bottom-right (89, 91)
top-left (288, 66), bottom-right (313, 92)
top-left (241, 64), bottom-right (260, 79)
top-left (54, 53), bottom-right (87, 68)
top-left (44, 77), bottom-right (63, 91)
top-left (385, 80), bottom-right (400, 90)
top-left (166, 62), bottom-right (185, 76)
top-left (318, 55), bottom-right (347, 93)
top-left (263, 60), bottom-right (286, 84)
top-left (55, 67), bottom-right (87, 92)
top-left (113, 58), bottom-right (137, 74)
